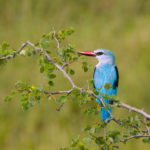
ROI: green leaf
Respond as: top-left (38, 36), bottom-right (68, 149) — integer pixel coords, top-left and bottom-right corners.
top-left (48, 64), bottom-right (55, 73)
top-left (38, 85), bottom-right (43, 91)
top-left (40, 66), bottom-right (45, 73)
top-left (128, 116), bottom-right (133, 123)
top-left (103, 94), bottom-right (110, 99)
top-left (142, 138), bottom-right (148, 143)
top-left (122, 131), bottom-right (128, 138)
top-left (72, 88), bottom-right (80, 96)
top-left (104, 83), bottom-right (112, 90)
top-left (58, 96), bottom-right (68, 103)
top-left (95, 128), bottom-right (101, 133)
top-left (27, 48), bottom-right (32, 56)
top-left (71, 138), bottom-right (79, 147)
top-left (82, 62), bottom-right (88, 65)
top-left (65, 28), bottom-right (74, 36)
top-left (83, 137), bottom-right (91, 143)
top-left (147, 122), bottom-right (150, 127)
top-left (48, 80), bottom-right (54, 86)
top-left (16, 81), bottom-right (28, 89)
top-left (31, 89), bottom-right (39, 95)
top-left (22, 101), bottom-right (33, 111)
top-left (134, 115), bottom-right (139, 121)
top-left (48, 74), bottom-right (56, 79)
top-left (87, 79), bottom-right (94, 86)
top-left (40, 39), bottom-right (50, 49)
top-left (89, 127), bottom-right (95, 134)
top-left (95, 137), bottom-right (105, 145)
top-left (1, 41), bottom-right (9, 50)
top-left (35, 42), bottom-right (39, 47)
top-left (111, 94), bottom-right (117, 100)
top-left (148, 138), bottom-right (150, 144)
top-left (83, 66), bottom-right (88, 72)
top-left (142, 138), bottom-right (150, 144)
top-left (112, 145), bottom-right (119, 150)
top-left (70, 69), bottom-right (75, 75)
top-left (108, 137), bottom-right (114, 143)
top-left (93, 89), bottom-right (99, 95)
top-left (110, 130), bottom-right (120, 137)
top-left (83, 125), bottom-right (91, 131)
top-left (4, 96), bottom-right (12, 102)
top-left (78, 145), bottom-right (88, 150)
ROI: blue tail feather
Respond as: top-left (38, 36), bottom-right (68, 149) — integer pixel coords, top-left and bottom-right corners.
top-left (97, 98), bottom-right (112, 122)
top-left (101, 99), bottom-right (112, 122)
top-left (101, 106), bottom-right (112, 122)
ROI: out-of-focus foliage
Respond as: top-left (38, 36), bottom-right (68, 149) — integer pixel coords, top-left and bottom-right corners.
top-left (0, 0), bottom-right (150, 150)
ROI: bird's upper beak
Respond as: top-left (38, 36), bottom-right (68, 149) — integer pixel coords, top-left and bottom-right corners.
top-left (78, 51), bottom-right (96, 56)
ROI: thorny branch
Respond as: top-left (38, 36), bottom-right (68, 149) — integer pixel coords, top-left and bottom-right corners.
top-left (1, 39), bottom-right (150, 120)
top-left (1, 34), bottom-right (150, 142)
top-left (119, 101), bottom-right (150, 120)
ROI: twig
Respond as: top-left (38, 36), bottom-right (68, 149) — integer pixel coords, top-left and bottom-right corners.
top-left (121, 134), bottom-right (150, 143)
top-left (42, 49), bottom-right (76, 88)
top-left (0, 42), bottom-right (28, 60)
top-left (116, 101), bottom-right (150, 120)
top-left (52, 27), bottom-right (60, 49)
top-left (26, 41), bottom-right (41, 51)
top-left (62, 57), bottom-right (79, 69)
top-left (18, 88), bottom-right (74, 96)
top-left (48, 89), bottom-right (74, 95)
top-left (111, 117), bottom-right (122, 125)
top-left (56, 103), bottom-right (64, 111)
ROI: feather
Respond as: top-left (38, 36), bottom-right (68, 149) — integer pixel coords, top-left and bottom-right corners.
top-left (93, 64), bottom-right (119, 122)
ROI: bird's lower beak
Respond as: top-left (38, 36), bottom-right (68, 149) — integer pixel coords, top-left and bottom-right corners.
top-left (78, 51), bottom-right (96, 56)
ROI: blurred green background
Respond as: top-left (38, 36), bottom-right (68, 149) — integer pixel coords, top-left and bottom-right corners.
top-left (0, 0), bottom-right (150, 149)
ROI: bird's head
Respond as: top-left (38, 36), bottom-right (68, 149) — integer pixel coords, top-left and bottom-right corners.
top-left (78, 49), bottom-right (115, 66)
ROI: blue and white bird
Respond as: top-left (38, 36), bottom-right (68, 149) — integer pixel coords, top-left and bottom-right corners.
top-left (78, 49), bottom-right (119, 122)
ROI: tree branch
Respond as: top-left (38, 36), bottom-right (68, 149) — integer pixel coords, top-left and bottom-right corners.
top-left (121, 134), bottom-right (150, 143)
top-left (0, 42), bottom-right (28, 60)
top-left (1, 39), bottom-right (150, 123)
top-left (18, 88), bottom-right (74, 96)
top-left (115, 101), bottom-right (150, 120)
top-left (42, 49), bottom-right (76, 88)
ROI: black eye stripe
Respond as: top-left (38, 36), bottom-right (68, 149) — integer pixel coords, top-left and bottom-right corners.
top-left (96, 52), bottom-right (104, 55)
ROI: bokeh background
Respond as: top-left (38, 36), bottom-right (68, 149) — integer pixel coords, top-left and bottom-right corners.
top-left (0, 0), bottom-right (150, 149)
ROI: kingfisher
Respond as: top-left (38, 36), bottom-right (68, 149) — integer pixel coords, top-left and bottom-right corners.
top-left (78, 49), bottom-right (119, 122)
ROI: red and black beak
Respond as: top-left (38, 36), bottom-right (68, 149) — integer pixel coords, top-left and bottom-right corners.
top-left (78, 51), bottom-right (96, 56)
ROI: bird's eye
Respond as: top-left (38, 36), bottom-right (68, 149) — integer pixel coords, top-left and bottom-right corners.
top-left (96, 52), bottom-right (104, 55)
